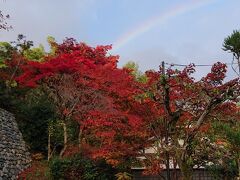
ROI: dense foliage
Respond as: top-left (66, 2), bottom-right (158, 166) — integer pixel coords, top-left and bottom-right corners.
top-left (49, 154), bottom-right (117, 180)
top-left (223, 29), bottom-right (240, 75)
top-left (0, 36), bottom-right (239, 179)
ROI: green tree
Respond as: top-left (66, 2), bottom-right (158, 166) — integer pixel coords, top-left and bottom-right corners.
top-left (0, 37), bottom-right (56, 157)
top-left (23, 44), bottom-right (45, 61)
top-left (12, 34), bottom-right (34, 53)
top-left (124, 61), bottom-right (147, 83)
top-left (17, 89), bottom-right (56, 154)
top-left (0, 42), bottom-right (14, 68)
top-left (47, 36), bottom-right (57, 56)
top-left (223, 30), bottom-right (240, 75)
top-left (212, 121), bottom-right (240, 179)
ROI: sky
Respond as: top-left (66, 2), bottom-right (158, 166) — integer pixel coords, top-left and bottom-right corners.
top-left (0, 0), bottom-right (240, 79)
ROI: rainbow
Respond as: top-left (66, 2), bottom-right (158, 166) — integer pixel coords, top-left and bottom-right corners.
top-left (112, 0), bottom-right (216, 52)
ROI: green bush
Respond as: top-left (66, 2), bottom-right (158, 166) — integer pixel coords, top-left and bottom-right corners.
top-left (207, 159), bottom-right (238, 179)
top-left (49, 154), bottom-right (117, 180)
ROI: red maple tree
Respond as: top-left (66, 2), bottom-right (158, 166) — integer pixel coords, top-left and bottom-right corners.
top-left (140, 62), bottom-right (240, 178)
top-left (17, 39), bottom-right (150, 164)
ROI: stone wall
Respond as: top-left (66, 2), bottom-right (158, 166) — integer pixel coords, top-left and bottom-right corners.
top-left (0, 108), bottom-right (31, 180)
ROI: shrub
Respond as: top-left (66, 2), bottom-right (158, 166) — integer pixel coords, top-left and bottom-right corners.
top-left (18, 161), bottom-right (50, 180)
top-left (49, 154), bottom-right (117, 180)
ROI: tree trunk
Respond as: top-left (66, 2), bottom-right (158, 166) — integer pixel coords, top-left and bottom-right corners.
top-left (165, 151), bottom-right (170, 180)
top-left (237, 57), bottom-right (240, 75)
top-left (173, 157), bottom-right (178, 180)
top-left (60, 122), bottom-right (68, 158)
top-left (47, 128), bottom-right (51, 161)
top-left (78, 127), bottom-right (82, 149)
top-left (165, 127), bottom-right (170, 180)
top-left (238, 158), bottom-right (240, 180)
top-left (177, 151), bottom-right (193, 180)
top-left (180, 161), bottom-right (193, 180)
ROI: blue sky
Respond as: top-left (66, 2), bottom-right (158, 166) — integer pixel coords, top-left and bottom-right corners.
top-left (0, 0), bottom-right (240, 78)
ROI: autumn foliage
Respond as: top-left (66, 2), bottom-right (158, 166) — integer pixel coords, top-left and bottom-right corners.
top-left (16, 38), bottom-right (151, 166)
top-left (140, 62), bottom-right (240, 176)
top-left (14, 38), bottom-right (240, 178)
